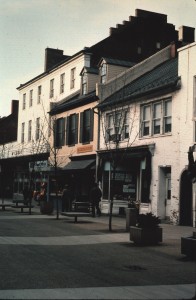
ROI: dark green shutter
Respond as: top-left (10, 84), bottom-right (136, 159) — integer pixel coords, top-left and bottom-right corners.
top-left (75, 114), bottom-right (79, 144)
top-left (80, 112), bottom-right (84, 143)
top-left (90, 109), bottom-right (94, 141)
top-left (66, 116), bottom-right (70, 145)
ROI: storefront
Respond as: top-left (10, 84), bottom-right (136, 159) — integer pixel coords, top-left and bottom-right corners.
top-left (97, 146), bottom-right (152, 215)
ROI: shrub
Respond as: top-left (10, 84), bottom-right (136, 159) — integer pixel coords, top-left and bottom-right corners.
top-left (136, 213), bottom-right (161, 228)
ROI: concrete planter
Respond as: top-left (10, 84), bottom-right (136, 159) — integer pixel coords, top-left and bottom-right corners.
top-left (40, 201), bottom-right (53, 215)
top-left (181, 232), bottom-right (196, 260)
top-left (125, 208), bottom-right (138, 231)
top-left (130, 226), bottom-right (163, 245)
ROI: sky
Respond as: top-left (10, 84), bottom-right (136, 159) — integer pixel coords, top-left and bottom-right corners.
top-left (0, 0), bottom-right (196, 117)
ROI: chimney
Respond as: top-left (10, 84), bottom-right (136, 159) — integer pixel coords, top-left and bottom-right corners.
top-left (45, 48), bottom-right (66, 72)
top-left (178, 26), bottom-right (195, 44)
top-left (11, 100), bottom-right (19, 115)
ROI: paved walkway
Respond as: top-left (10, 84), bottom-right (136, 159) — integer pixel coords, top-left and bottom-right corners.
top-left (0, 202), bottom-right (195, 299)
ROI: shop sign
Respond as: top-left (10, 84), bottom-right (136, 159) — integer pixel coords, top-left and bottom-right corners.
top-left (29, 160), bottom-right (48, 171)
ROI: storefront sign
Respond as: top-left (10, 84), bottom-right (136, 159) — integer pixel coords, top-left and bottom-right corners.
top-left (77, 145), bottom-right (93, 154)
top-left (29, 160), bottom-right (48, 171)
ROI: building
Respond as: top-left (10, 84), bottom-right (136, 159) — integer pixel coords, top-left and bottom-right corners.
top-left (0, 9), bottom-right (194, 206)
top-left (96, 43), bottom-right (196, 227)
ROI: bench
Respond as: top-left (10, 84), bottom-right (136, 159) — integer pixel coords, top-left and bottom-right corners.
top-left (11, 205), bottom-right (34, 213)
top-left (61, 212), bottom-right (91, 223)
top-left (13, 199), bottom-right (25, 206)
top-left (73, 201), bottom-right (91, 212)
top-left (0, 204), bottom-right (12, 211)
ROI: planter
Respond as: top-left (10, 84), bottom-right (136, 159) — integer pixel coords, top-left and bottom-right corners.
top-left (125, 208), bottom-right (138, 231)
top-left (181, 232), bottom-right (196, 260)
top-left (130, 226), bottom-right (163, 245)
top-left (40, 201), bottom-right (53, 215)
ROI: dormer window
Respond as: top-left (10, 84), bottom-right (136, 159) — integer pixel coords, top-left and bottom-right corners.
top-left (100, 63), bottom-right (107, 84)
top-left (82, 72), bottom-right (87, 95)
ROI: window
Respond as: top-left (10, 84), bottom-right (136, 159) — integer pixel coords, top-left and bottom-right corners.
top-left (50, 79), bottom-right (54, 98)
top-left (100, 63), bottom-right (107, 84)
top-left (106, 111), bottom-right (128, 142)
top-left (35, 117), bottom-right (40, 140)
top-left (22, 94), bottom-right (26, 110)
top-left (81, 73), bottom-right (87, 95)
top-left (137, 46), bottom-right (142, 54)
top-left (28, 120), bottom-right (32, 141)
top-left (60, 73), bottom-right (65, 94)
top-left (156, 42), bottom-right (161, 49)
top-left (29, 90), bottom-right (33, 107)
top-left (37, 85), bottom-right (41, 103)
top-left (54, 118), bottom-right (65, 147)
top-left (80, 109), bottom-right (94, 143)
top-left (66, 114), bottom-right (78, 146)
top-left (70, 68), bottom-right (76, 89)
top-left (153, 102), bottom-right (161, 134)
top-left (21, 122), bottom-right (25, 143)
top-left (141, 98), bottom-right (172, 137)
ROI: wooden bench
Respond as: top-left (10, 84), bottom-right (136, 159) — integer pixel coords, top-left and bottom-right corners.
top-left (61, 212), bottom-right (91, 223)
top-left (0, 204), bottom-right (12, 211)
top-left (11, 204), bottom-right (34, 213)
top-left (13, 199), bottom-right (25, 206)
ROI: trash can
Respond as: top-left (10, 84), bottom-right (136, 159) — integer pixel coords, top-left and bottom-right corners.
top-left (126, 208), bottom-right (137, 231)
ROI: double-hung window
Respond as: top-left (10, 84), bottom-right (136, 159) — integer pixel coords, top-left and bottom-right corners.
top-left (22, 94), bottom-right (26, 110)
top-left (37, 85), bottom-right (41, 104)
top-left (28, 120), bottom-right (32, 141)
top-left (106, 111), bottom-right (128, 142)
top-left (60, 73), bottom-right (65, 94)
top-left (54, 118), bottom-right (65, 148)
top-left (100, 63), bottom-right (107, 84)
top-left (50, 79), bottom-right (54, 98)
top-left (66, 114), bottom-right (78, 146)
top-left (35, 117), bottom-right (40, 140)
top-left (80, 109), bottom-right (93, 143)
top-left (29, 90), bottom-right (33, 107)
top-left (70, 68), bottom-right (76, 89)
top-left (81, 73), bottom-right (87, 95)
top-left (21, 122), bottom-right (25, 143)
top-left (141, 98), bottom-right (172, 137)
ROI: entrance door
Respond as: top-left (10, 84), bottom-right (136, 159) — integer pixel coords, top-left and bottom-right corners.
top-left (158, 167), bottom-right (171, 219)
top-left (180, 171), bottom-right (192, 226)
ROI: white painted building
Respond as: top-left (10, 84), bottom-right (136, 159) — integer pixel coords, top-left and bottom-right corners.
top-left (97, 43), bottom-right (196, 227)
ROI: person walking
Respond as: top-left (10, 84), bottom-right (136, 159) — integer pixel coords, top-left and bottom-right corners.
top-left (90, 183), bottom-right (102, 217)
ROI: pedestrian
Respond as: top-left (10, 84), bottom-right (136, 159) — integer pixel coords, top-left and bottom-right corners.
top-left (90, 182), bottom-right (102, 217)
top-left (62, 184), bottom-right (71, 212)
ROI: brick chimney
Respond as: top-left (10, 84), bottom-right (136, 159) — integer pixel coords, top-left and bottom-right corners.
top-left (44, 48), bottom-right (70, 72)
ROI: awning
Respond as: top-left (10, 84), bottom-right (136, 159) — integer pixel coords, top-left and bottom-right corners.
top-left (63, 159), bottom-right (95, 172)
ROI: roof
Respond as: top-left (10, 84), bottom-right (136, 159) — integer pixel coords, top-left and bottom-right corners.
top-left (98, 57), bottom-right (179, 108)
top-left (50, 90), bottom-right (97, 115)
top-left (98, 57), bottom-right (136, 68)
top-left (80, 67), bottom-right (99, 75)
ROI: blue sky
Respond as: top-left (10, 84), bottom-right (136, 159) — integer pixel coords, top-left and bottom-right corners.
top-left (0, 0), bottom-right (196, 117)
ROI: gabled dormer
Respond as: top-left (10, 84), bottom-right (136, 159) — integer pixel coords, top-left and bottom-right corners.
top-left (98, 57), bottom-right (135, 84)
top-left (80, 67), bottom-right (99, 95)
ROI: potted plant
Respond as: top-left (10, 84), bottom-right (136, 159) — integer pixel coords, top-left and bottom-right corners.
top-left (130, 212), bottom-right (162, 245)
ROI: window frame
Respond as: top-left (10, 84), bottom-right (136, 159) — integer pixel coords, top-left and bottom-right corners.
top-left (21, 122), bottom-right (25, 143)
top-left (29, 90), bottom-right (33, 107)
top-left (54, 118), bottom-right (65, 148)
top-left (100, 63), bottom-right (107, 84)
top-left (70, 68), bottom-right (76, 89)
top-left (60, 73), bottom-right (65, 94)
top-left (140, 98), bottom-right (172, 137)
top-left (28, 120), bottom-right (32, 141)
top-left (22, 94), bottom-right (26, 110)
top-left (35, 117), bottom-right (40, 141)
top-left (80, 109), bottom-right (94, 144)
top-left (106, 110), bottom-right (129, 142)
top-left (37, 85), bottom-right (41, 104)
top-left (50, 79), bottom-right (54, 98)
top-left (66, 113), bottom-right (78, 146)
top-left (81, 72), bottom-right (87, 95)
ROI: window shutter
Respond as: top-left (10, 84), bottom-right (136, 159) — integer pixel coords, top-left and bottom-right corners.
top-left (75, 114), bottom-right (79, 144)
top-left (90, 109), bottom-right (94, 141)
top-left (79, 112), bottom-right (83, 143)
top-left (62, 118), bottom-right (65, 146)
top-left (53, 120), bottom-right (57, 148)
top-left (66, 116), bottom-right (70, 145)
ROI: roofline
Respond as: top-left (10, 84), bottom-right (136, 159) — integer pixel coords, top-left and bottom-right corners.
top-left (17, 48), bottom-right (91, 90)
